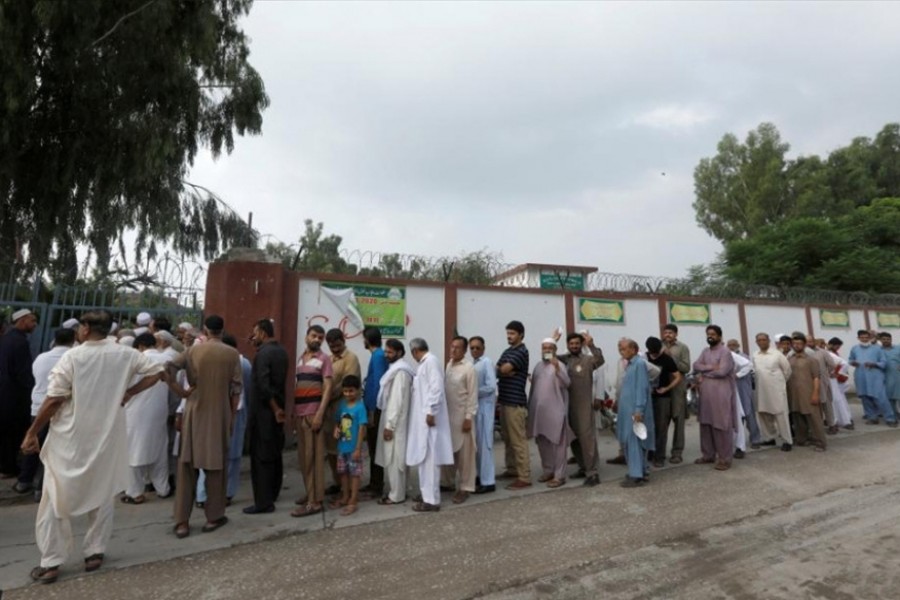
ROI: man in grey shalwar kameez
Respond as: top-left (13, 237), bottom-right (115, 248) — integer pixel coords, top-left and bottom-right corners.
top-left (527, 339), bottom-right (572, 488)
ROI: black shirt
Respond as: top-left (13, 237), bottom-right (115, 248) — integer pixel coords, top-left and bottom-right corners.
top-left (647, 352), bottom-right (678, 398)
top-left (250, 341), bottom-right (289, 414)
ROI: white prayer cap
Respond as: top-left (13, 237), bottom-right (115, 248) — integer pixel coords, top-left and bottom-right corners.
top-left (541, 337), bottom-right (557, 346)
top-left (118, 336), bottom-right (135, 347)
top-left (110, 322), bottom-right (119, 334)
top-left (11, 309), bottom-right (33, 322)
top-left (136, 312), bottom-right (152, 326)
top-left (63, 318), bottom-right (80, 330)
top-left (178, 322), bottom-right (194, 331)
top-left (155, 330), bottom-right (176, 345)
top-left (133, 326), bottom-right (149, 336)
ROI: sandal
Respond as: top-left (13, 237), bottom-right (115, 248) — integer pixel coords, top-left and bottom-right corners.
top-left (377, 497), bottom-right (405, 505)
top-left (30, 565), bottom-right (60, 584)
top-left (694, 457), bottom-right (715, 464)
top-left (120, 495), bottom-right (145, 505)
top-left (340, 503), bottom-right (358, 516)
top-left (452, 491), bottom-right (470, 504)
top-left (201, 516), bottom-right (229, 533)
top-left (174, 523), bottom-right (190, 539)
top-left (714, 461), bottom-right (731, 471)
top-left (84, 553), bottom-right (104, 572)
top-left (546, 479), bottom-right (566, 488)
top-left (537, 474), bottom-right (553, 483)
top-left (290, 504), bottom-right (323, 518)
top-left (411, 501), bottom-right (440, 512)
top-left (328, 498), bottom-right (348, 510)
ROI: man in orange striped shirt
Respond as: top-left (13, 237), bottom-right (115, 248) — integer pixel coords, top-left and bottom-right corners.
top-left (291, 325), bottom-right (333, 517)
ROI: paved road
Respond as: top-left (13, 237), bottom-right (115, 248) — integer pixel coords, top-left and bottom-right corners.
top-left (2, 410), bottom-right (899, 599)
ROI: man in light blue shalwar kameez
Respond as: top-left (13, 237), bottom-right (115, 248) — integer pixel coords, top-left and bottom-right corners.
top-left (848, 330), bottom-right (897, 426)
top-left (469, 337), bottom-right (497, 494)
top-left (879, 333), bottom-right (900, 417)
top-left (617, 339), bottom-right (655, 488)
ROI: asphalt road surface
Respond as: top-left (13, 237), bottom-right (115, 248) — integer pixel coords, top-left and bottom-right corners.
top-left (2, 419), bottom-right (899, 600)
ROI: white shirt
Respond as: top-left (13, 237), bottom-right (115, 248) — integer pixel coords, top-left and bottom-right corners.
top-left (30, 345), bottom-right (71, 416)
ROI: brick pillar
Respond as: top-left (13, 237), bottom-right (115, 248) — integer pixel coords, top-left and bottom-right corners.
top-left (205, 258), bottom-right (289, 358)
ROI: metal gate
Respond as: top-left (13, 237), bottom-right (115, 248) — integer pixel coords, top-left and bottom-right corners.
top-left (2, 277), bottom-right (203, 356)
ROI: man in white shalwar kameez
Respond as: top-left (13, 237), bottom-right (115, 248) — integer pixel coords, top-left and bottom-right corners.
top-left (753, 333), bottom-right (794, 450)
top-left (374, 339), bottom-right (415, 504)
top-left (826, 337), bottom-right (853, 429)
top-left (121, 334), bottom-right (172, 503)
top-left (406, 338), bottom-right (453, 512)
top-left (731, 351), bottom-right (753, 457)
top-left (20, 311), bottom-right (164, 584)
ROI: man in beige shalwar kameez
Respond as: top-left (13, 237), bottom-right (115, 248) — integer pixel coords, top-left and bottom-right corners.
top-left (170, 315), bottom-right (242, 538)
top-left (441, 336), bottom-right (478, 504)
top-left (752, 333), bottom-right (793, 451)
top-left (21, 310), bottom-right (164, 584)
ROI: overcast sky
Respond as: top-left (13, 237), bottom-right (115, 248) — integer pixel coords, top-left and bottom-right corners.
top-left (187, 1), bottom-right (900, 278)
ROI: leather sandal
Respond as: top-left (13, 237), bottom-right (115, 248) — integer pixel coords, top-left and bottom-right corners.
top-left (84, 553), bottom-right (104, 572)
top-left (30, 565), bottom-right (60, 584)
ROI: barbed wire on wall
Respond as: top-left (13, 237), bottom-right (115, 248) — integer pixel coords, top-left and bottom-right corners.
top-left (331, 247), bottom-right (900, 307)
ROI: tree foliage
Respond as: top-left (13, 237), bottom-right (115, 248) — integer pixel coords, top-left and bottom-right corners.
top-left (694, 122), bottom-right (900, 243)
top-left (0, 0), bottom-right (268, 282)
top-left (724, 198), bottom-right (900, 293)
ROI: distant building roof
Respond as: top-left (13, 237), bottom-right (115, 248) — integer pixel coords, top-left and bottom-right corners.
top-left (493, 263), bottom-right (599, 281)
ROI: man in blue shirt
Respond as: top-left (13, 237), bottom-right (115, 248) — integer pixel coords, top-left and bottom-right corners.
top-left (362, 327), bottom-right (389, 496)
top-left (848, 330), bottom-right (897, 426)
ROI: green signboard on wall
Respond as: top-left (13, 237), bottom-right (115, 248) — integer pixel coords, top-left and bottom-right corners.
top-left (820, 309), bottom-right (850, 328)
top-left (667, 301), bottom-right (711, 325)
top-left (539, 272), bottom-right (585, 291)
top-left (578, 298), bottom-right (625, 324)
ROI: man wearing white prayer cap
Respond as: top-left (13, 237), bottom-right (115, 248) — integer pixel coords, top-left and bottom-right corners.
top-left (134, 313), bottom-right (152, 337)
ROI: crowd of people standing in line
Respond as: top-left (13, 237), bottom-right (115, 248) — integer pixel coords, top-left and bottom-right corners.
top-left (1, 306), bottom-right (899, 584)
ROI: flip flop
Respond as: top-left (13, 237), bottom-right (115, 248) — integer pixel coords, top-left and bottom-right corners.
top-left (290, 504), bottom-right (323, 518)
top-left (546, 479), bottom-right (566, 488)
top-left (84, 553), bottom-right (104, 572)
top-left (201, 516), bottom-right (229, 533)
top-left (30, 565), bottom-right (60, 584)
top-left (340, 504), bottom-right (358, 516)
top-left (120, 495), bottom-right (145, 505)
top-left (327, 498), bottom-right (348, 510)
top-left (376, 497), bottom-right (406, 506)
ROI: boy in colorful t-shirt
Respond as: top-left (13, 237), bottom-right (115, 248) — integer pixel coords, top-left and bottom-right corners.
top-left (330, 375), bottom-right (367, 515)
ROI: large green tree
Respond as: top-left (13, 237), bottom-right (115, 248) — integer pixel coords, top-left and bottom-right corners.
top-left (694, 122), bottom-right (900, 244)
top-left (724, 198), bottom-right (900, 293)
top-left (0, 0), bottom-right (268, 282)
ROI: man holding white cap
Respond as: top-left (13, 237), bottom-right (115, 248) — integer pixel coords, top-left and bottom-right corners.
top-left (1, 308), bottom-right (38, 479)
top-left (617, 338), bottom-right (655, 488)
top-left (134, 312), bottom-right (152, 336)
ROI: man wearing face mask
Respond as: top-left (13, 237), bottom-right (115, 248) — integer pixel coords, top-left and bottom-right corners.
top-left (848, 330), bottom-right (896, 426)
top-left (692, 325), bottom-right (737, 471)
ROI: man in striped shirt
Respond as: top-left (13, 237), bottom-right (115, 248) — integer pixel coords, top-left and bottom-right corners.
top-left (291, 325), bottom-right (333, 517)
top-left (497, 320), bottom-right (532, 490)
